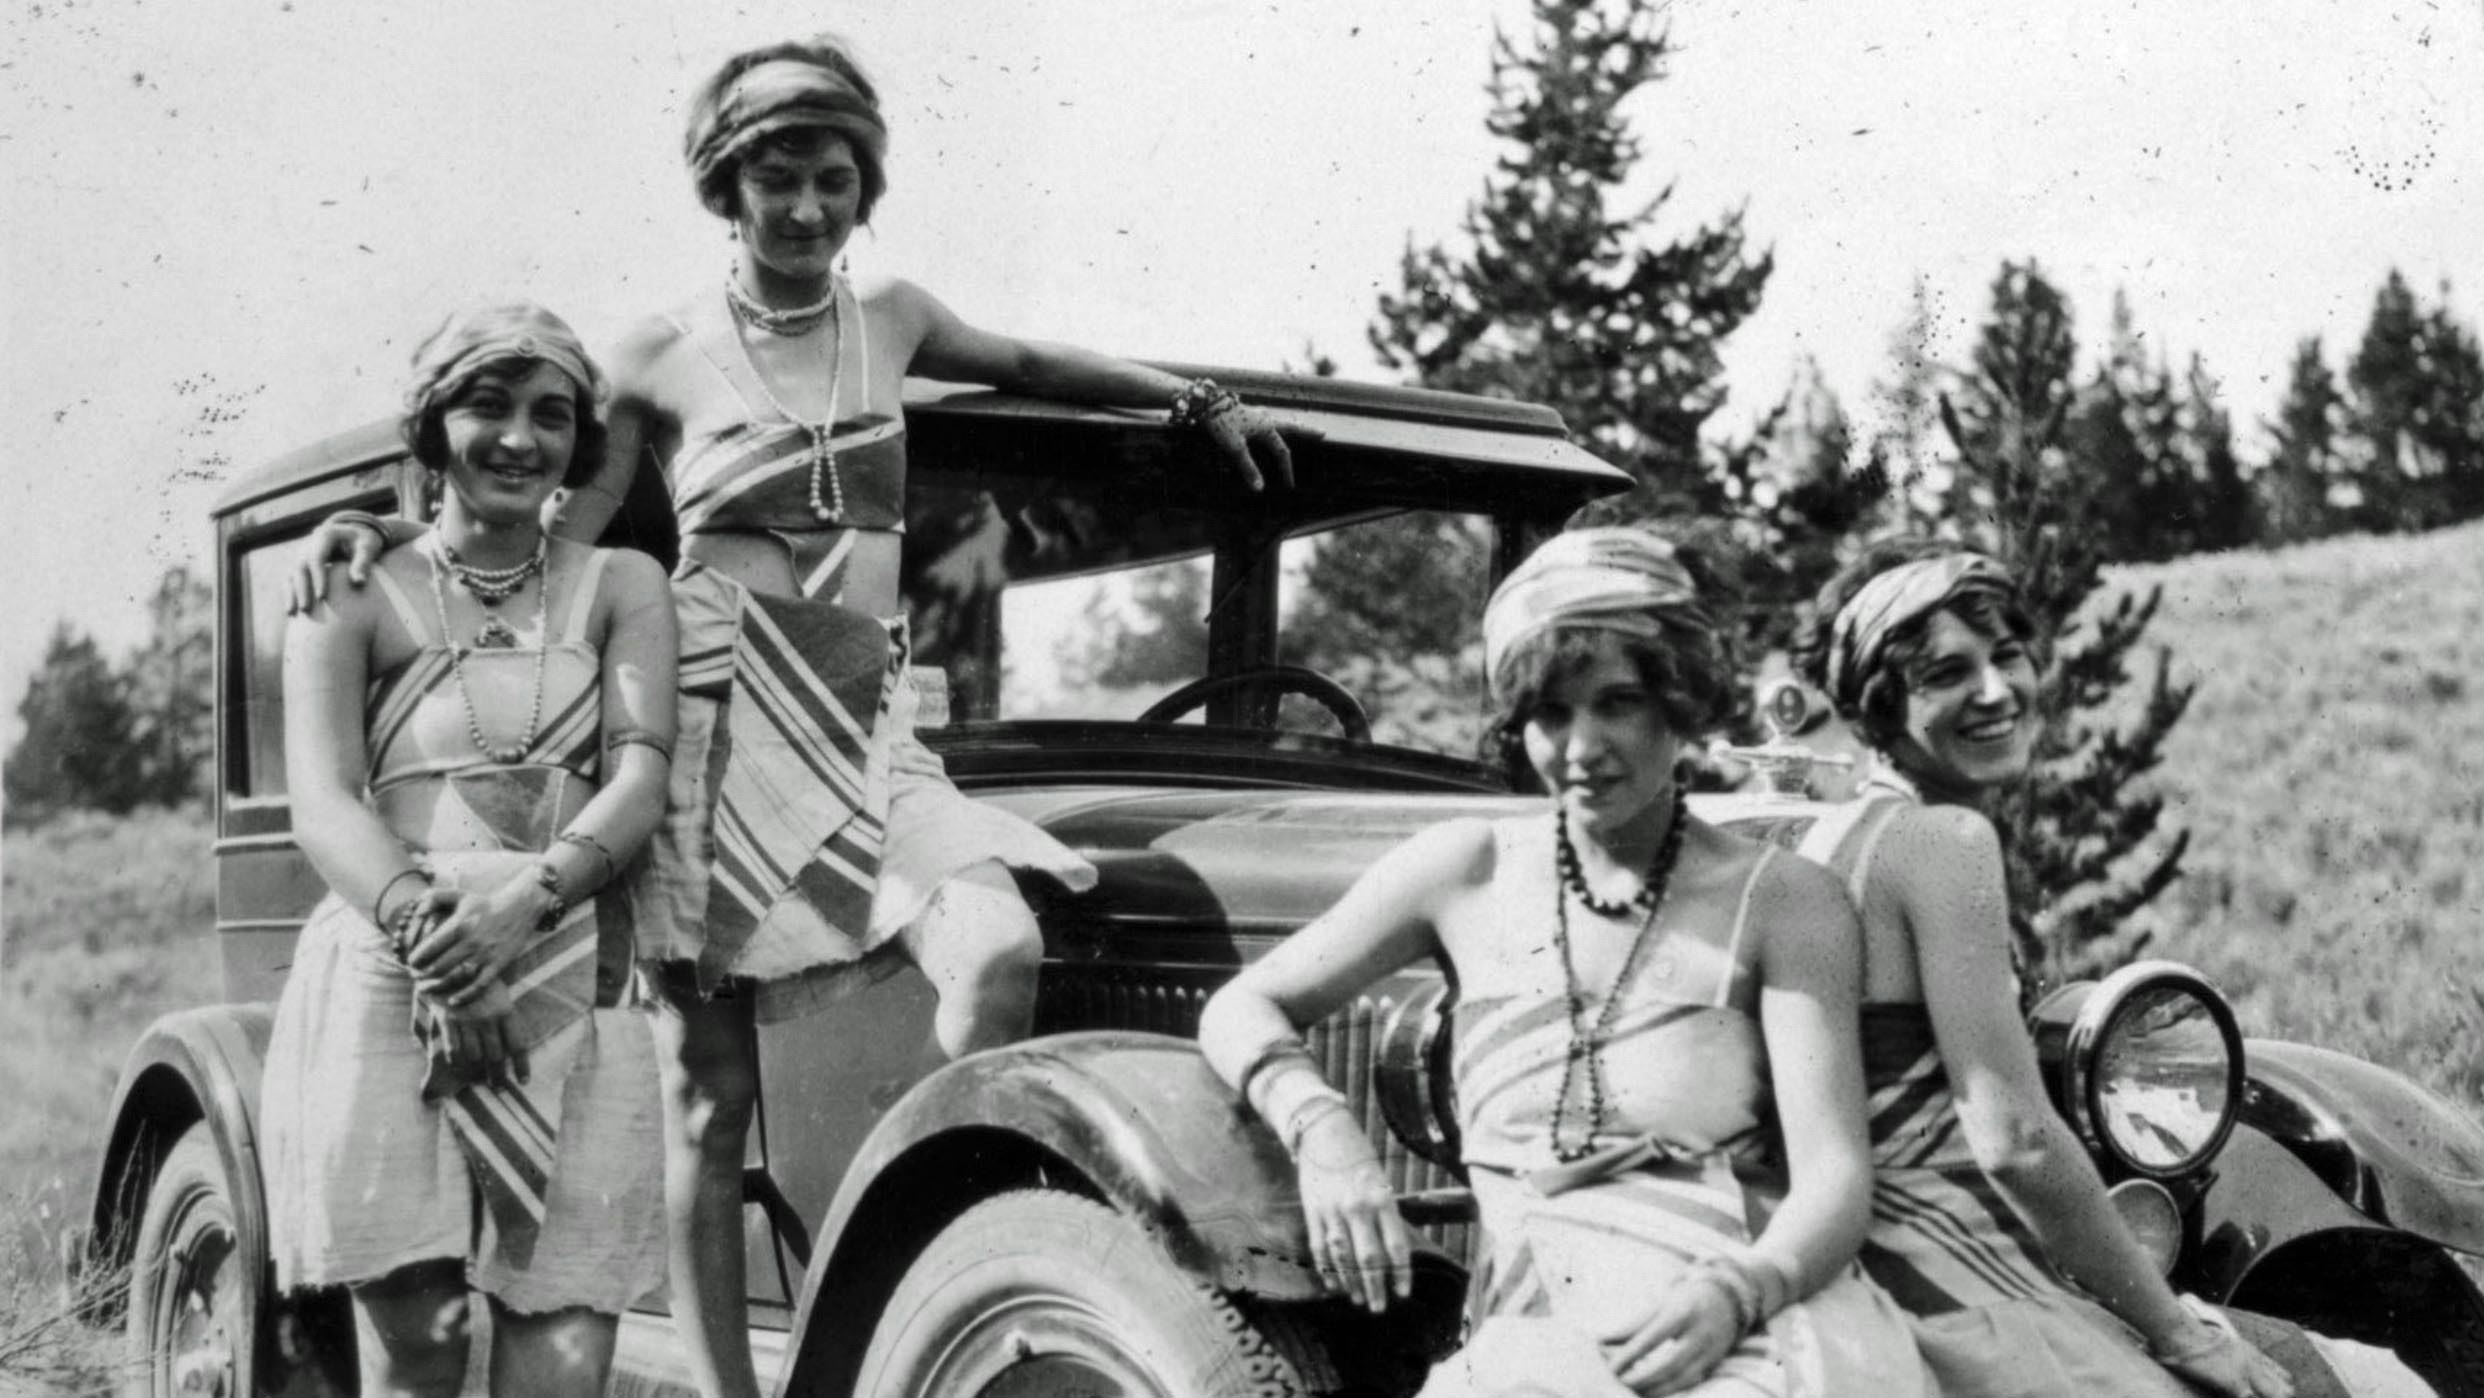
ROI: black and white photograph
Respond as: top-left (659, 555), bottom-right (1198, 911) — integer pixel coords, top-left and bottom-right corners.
top-left (4, 2), bottom-right (2481, 1394)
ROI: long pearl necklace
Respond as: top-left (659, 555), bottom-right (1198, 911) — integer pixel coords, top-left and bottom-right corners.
top-left (425, 535), bottom-right (550, 766)
top-left (727, 279), bottom-right (845, 521)
top-left (726, 267), bottom-right (836, 336)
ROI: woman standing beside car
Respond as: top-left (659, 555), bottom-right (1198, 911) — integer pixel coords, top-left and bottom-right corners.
top-left (261, 304), bottom-right (676, 1398)
top-left (1790, 538), bottom-right (2430, 1398)
top-left (289, 34), bottom-right (1298, 1398)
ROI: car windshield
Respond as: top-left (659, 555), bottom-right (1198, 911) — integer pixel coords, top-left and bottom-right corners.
top-left (900, 470), bottom-right (1504, 766)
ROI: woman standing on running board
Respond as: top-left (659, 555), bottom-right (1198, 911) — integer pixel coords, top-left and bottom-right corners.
top-left (291, 35), bottom-right (1297, 1398)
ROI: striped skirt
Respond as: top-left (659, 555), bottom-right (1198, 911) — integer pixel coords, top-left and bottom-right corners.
top-left (260, 852), bottom-right (666, 1315)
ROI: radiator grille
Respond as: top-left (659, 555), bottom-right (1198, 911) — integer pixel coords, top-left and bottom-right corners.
top-left (1039, 968), bottom-right (1471, 1258)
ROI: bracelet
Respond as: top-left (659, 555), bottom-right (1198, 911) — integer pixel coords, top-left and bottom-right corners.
top-left (530, 861), bottom-right (569, 930)
top-left (555, 830), bottom-right (617, 889)
top-left (330, 508), bottom-right (391, 541)
top-left (370, 868), bottom-right (429, 932)
top-left (1279, 1092), bottom-right (1355, 1159)
top-left (2150, 1319), bottom-right (2237, 1365)
top-left (1235, 1036), bottom-right (1317, 1109)
top-left (1687, 1256), bottom-right (1767, 1337)
top-left (604, 728), bottom-right (675, 761)
top-left (1167, 377), bottom-right (1243, 430)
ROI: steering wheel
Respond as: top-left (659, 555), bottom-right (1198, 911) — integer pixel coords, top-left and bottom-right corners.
top-left (1137, 665), bottom-right (1372, 742)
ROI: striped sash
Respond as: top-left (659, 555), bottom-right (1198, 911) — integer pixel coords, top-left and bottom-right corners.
top-left (415, 876), bottom-right (621, 1268)
top-left (688, 576), bottom-right (896, 992)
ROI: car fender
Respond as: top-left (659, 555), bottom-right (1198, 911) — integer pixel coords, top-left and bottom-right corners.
top-left (84, 1004), bottom-right (275, 1309)
top-left (778, 1029), bottom-right (1329, 1397)
top-left (2228, 1038), bottom-right (2484, 1259)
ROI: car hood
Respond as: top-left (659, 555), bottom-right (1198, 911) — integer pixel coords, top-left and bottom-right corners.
top-left (981, 786), bottom-right (1825, 936)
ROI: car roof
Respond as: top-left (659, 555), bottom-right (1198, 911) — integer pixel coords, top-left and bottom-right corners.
top-left (212, 365), bottom-right (1628, 520)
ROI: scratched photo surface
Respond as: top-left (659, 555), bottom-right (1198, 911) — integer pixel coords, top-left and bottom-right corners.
top-left (4, 0), bottom-right (2482, 1382)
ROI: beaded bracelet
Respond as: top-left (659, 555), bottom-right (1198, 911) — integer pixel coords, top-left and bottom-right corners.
top-left (530, 861), bottom-right (568, 930)
top-left (1168, 377), bottom-right (1243, 430)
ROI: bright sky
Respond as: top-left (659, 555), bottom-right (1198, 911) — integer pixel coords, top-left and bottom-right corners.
top-left (4, 0), bottom-right (2478, 740)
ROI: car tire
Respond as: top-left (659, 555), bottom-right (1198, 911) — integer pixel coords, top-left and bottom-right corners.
top-left (126, 1122), bottom-right (263, 1398)
top-left (856, 1188), bottom-right (1323, 1398)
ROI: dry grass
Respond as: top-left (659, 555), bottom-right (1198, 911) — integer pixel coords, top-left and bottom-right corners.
top-left (2, 805), bottom-right (216, 1394)
top-left (2111, 519), bottom-right (2484, 1116)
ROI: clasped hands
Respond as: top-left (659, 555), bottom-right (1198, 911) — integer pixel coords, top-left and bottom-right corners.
top-left (396, 881), bottom-right (551, 1090)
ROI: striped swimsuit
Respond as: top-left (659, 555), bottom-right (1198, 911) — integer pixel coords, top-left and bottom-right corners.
top-left (260, 547), bottom-right (665, 1314)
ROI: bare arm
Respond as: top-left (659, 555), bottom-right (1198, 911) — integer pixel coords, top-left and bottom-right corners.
top-left (1605, 853), bottom-right (1876, 1391)
top-left (892, 279), bottom-right (1294, 490)
top-left (1197, 817), bottom-right (1482, 1313)
top-left (1895, 806), bottom-right (2283, 1395)
top-left (282, 583), bottom-right (425, 919)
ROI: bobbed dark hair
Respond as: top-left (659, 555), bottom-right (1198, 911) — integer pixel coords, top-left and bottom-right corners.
top-left (401, 356), bottom-right (607, 491)
top-left (1482, 527), bottom-right (1744, 787)
top-left (1789, 537), bottom-right (2046, 751)
top-left (686, 37), bottom-right (889, 225)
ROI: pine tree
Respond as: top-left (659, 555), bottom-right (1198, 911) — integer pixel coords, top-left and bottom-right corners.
top-left (2335, 271), bottom-right (2484, 533)
top-left (2069, 298), bottom-right (2257, 562)
top-left (5, 624), bottom-right (147, 825)
top-left (2258, 338), bottom-right (2347, 544)
top-left (123, 565), bottom-right (216, 805)
top-left (1367, 0), bottom-right (1773, 502)
top-left (1938, 261), bottom-right (2193, 986)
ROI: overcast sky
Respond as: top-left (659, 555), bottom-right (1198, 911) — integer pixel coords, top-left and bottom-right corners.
top-left (3, 0), bottom-right (2477, 742)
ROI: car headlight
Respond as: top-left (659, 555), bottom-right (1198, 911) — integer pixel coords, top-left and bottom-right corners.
top-left (2038, 961), bottom-right (2244, 1179)
top-left (1376, 977), bottom-right (1461, 1169)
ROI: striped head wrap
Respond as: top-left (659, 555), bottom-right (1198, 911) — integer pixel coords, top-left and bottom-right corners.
top-left (1482, 527), bottom-right (1706, 700)
top-left (1823, 551), bottom-right (2015, 709)
top-left (685, 56), bottom-right (887, 217)
top-left (403, 302), bottom-right (603, 421)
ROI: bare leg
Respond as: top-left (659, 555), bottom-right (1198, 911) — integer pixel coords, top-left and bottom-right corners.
top-left (652, 992), bottom-right (762, 1398)
top-left (896, 860), bottom-right (1045, 1059)
top-left (489, 1301), bottom-right (619, 1398)
top-left (346, 1260), bottom-right (471, 1398)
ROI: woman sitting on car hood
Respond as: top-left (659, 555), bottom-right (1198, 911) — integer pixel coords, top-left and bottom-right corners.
top-left (1202, 524), bottom-right (1932, 1397)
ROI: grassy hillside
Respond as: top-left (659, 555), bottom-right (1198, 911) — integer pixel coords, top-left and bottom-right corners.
top-left (2, 805), bottom-right (217, 1391)
top-left (2116, 520), bottom-right (2484, 1112)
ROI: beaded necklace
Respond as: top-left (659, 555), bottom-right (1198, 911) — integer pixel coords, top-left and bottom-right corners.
top-left (726, 279), bottom-right (846, 521)
top-left (424, 535), bottom-right (551, 766)
top-left (439, 537), bottom-right (545, 648)
top-left (1547, 787), bottom-right (1690, 1163)
top-left (726, 267), bottom-right (836, 336)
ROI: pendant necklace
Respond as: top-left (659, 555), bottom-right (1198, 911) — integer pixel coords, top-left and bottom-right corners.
top-left (439, 537), bottom-right (544, 648)
top-left (425, 535), bottom-right (550, 766)
top-left (727, 277), bottom-right (845, 520)
top-left (1547, 787), bottom-right (1690, 1163)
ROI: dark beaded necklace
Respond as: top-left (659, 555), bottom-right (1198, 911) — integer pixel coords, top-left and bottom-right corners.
top-left (1548, 787), bottom-right (1690, 1163)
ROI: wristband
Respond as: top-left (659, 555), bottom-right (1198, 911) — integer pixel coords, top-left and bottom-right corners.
top-left (1688, 1256), bottom-right (1766, 1337)
top-left (1279, 1092), bottom-right (1355, 1159)
top-left (330, 509), bottom-right (391, 541)
top-left (555, 830), bottom-right (617, 889)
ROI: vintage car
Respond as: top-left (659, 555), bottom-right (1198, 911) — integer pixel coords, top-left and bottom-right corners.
top-left (82, 368), bottom-right (2484, 1397)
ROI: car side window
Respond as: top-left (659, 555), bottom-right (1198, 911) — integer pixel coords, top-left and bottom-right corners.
top-left (1278, 510), bottom-right (1492, 757)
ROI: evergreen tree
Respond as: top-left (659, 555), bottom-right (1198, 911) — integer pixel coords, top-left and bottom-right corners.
top-left (2182, 356), bottom-right (2257, 554)
top-left (1367, 0), bottom-right (1773, 502)
top-left (1938, 261), bottom-right (2193, 985)
top-left (2258, 338), bottom-right (2347, 544)
top-left (2337, 271), bottom-right (2484, 533)
top-left (5, 624), bottom-right (147, 825)
top-left (2069, 298), bottom-right (2256, 563)
top-left (124, 565), bottom-right (216, 805)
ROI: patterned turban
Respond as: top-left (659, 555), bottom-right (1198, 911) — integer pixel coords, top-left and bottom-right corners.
top-left (685, 56), bottom-right (887, 217)
top-left (402, 302), bottom-right (603, 422)
top-left (1822, 551), bottom-right (2015, 710)
top-left (1482, 527), bottom-right (1706, 700)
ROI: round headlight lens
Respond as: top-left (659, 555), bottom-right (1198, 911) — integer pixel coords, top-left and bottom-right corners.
top-left (2107, 1178), bottom-right (2184, 1274)
top-left (2083, 967), bottom-right (2243, 1177)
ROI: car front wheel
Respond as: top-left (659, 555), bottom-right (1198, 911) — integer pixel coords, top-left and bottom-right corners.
top-left (857, 1189), bottom-right (1322, 1398)
top-left (127, 1122), bottom-right (262, 1398)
